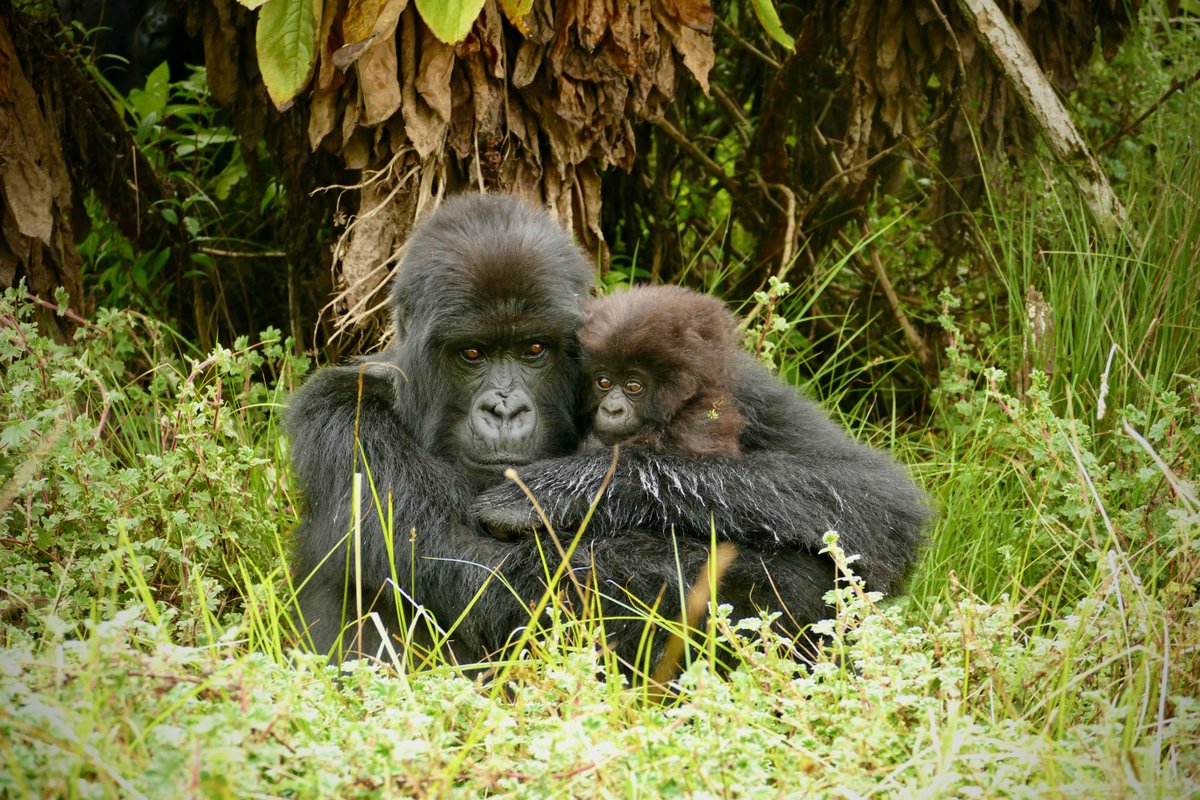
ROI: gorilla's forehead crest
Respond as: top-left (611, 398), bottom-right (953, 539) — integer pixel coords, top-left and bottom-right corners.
top-left (391, 194), bottom-right (594, 327)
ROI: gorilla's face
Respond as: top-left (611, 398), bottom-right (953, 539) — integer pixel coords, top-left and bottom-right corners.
top-left (586, 369), bottom-right (656, 445)
top-left (388, 194), bottom-right (594, 489)
top-left (438, 320), bottom-right (580, 488)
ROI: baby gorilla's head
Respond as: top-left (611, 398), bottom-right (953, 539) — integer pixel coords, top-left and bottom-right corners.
top-left (578, 285), bottom-right (746, 458)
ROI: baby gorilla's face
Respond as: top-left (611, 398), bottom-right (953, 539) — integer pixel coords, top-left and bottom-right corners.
top-left (589, 370), bottom-right (655, 445)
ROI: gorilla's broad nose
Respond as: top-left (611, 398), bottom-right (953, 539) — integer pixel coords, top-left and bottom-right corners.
top-left (475, 390), bottom-right (536, 438)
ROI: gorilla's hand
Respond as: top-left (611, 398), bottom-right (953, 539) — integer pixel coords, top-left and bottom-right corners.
top-left (474, 490), bottom-right (546, 541)
top-left (473, 451), bottom-right (622, 540)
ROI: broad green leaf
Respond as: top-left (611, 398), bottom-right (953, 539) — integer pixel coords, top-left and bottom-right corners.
top-left (414, 0), bottom-right (485, 44)
top-left (256, 0), bottom-right (319, 110)
top-left (127, 62), bottom-right (170, 121)
top-left (747, 0), bottom-right (794, 51)
top-left (235, 0), bottom-right (272, 10)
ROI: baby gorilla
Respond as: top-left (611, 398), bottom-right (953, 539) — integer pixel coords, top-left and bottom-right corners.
top-left (579, 284), bottom-right (746, 458)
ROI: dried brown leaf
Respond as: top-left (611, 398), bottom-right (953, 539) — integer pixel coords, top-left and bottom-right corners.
top-left (465, 54), bottom-right (503, 138)
top-left (657, 0), bottom-right (714, 33)
top-left (358, 35), bottom-right (402, 125)
top-left (663, 21), bottom-right (713, 94)
top-left (512, 41), bottom-right (544, 88)
top-left (344, 126), bottom-right (372, 168)
top-left (1, 161), bottom-right (53, 244)
top-left (876, 1), bottom-right (905, 71)
top-left (399, 7), bottom-right (450, 158)
top-left (308, 86), bottom-right (340, 149)
top-left (446, 68), bottom-right (474, 159)
top-left (576, 0), bottom-right (610, 52)
top-left (415, 28), bottom-right (455, 121)
top-left (497, 0), bottom-right (534, 34)
top-left (344, 0), bottom-right (409, 46)
top-left (315, 0), bottom-right (343, 89)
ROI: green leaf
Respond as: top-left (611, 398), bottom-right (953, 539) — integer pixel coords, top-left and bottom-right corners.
top-left (747, 0), bottom-right (794, 51)
top-left (128, 62), bottom-right (171, 122)
top-left (256, 0), bottom-right (318, 110)
top-left (414, 0), bottom-right (485, 44)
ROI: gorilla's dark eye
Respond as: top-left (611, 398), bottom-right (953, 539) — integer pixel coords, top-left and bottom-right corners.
top-left (624, 379), bottom-right (644, 395)
top-left (461, 346), bottom-right (485, 363)
top-left (526, 342), bottom-right (546, 358)
top-left (596, 375), bottom-right (613, 392)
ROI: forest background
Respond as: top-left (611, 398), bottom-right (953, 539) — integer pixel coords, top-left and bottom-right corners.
top-left (0, 0), bottom-right (1198, 795)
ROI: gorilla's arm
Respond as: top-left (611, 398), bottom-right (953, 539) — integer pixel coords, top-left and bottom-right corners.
top-left (287, 365), bottom-right (534, 658)
top-left (289, 368), bottom-right (853, 664)
top-left (287, 365), bottom-right (838, 662)
top-left (475, 371), bottom-right (930, 594)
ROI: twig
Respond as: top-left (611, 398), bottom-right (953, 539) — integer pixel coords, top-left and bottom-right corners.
top-left (709, 84), bottom-right (752, 146)
top-left (1099, 65), bottom-right (1200, 152)
top-left (654, 118), bottom-right (740, 196)
top-left (714, 17), bottom-right (781, 69)
top-left (772, 183), bottom-right (797, 272)
top-left (802, 141), bottom-right (906, 219)
top-left (198, 247), bottom-right (287, 258)
top-left (24, 293), bottom-right (90, 327)
top-left (840, 231), bottom-right (935, 376)
top-left (737, 184), bottom-right (802, 334)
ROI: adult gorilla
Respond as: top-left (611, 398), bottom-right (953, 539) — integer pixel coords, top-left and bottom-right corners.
top-left (287, 193), bottom-right (929, 663)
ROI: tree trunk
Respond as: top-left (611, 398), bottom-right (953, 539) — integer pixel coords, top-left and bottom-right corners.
top-left (955, 0), bottom-right (1130, 238)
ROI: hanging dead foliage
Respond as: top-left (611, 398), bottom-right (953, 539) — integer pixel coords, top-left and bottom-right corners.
top-left (183, 0), bottom-right (1142, 341)
top-left (732, 0), bottom-right (1140, 290)
top-left (0, 8), bottom-right (83, 326)
top-left (1, 1), bottom-right (198, 335)
top-left (187, 0), bottom-right (718, 341)
top-left (0, 0), bottom-right (1146, 355)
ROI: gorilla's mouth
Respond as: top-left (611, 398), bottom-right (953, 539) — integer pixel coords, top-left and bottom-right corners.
top-left (460, 455), bottom-right (536, 489)
top-left (593, 423), bottom-right (642, 446)
top-left (461, 455), bottom-right (533, 471)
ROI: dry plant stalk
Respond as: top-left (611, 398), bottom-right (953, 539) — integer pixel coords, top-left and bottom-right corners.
top-left (651, 541), bottom-right (738, 688)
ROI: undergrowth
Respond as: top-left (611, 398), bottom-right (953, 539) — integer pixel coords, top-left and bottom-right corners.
top-left (2, 115), bottom-right (1199, 800)
top-left (2, 229), bottom-right (1198, 796)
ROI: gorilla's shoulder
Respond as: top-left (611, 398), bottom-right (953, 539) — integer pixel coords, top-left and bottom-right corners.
top-left (732, 354), bottom-right (855, 454)
top-left (286, 361), bottom-right (398, 430)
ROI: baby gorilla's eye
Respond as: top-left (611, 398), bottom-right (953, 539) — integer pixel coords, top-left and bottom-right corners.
top-left (624, 379), bottom-right (644, 395)
top-left (595, 375), bottom-right (613, 391)
top-left (526, 342), bottom-right (546, 358)
top-left (461, 346), bottom-right (485, 363)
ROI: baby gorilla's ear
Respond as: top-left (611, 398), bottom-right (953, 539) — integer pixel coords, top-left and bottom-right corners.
top-left (649, 357), bottom-right (701, 421)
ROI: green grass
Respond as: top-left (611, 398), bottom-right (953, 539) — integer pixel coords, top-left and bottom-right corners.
top-left (2, 130), bottom-right (1199, 800)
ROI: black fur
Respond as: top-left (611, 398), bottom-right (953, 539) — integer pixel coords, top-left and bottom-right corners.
top-left (287, 193), bottom-right (929, 665)
top-left (475, 346), bottom-right (931, 597)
